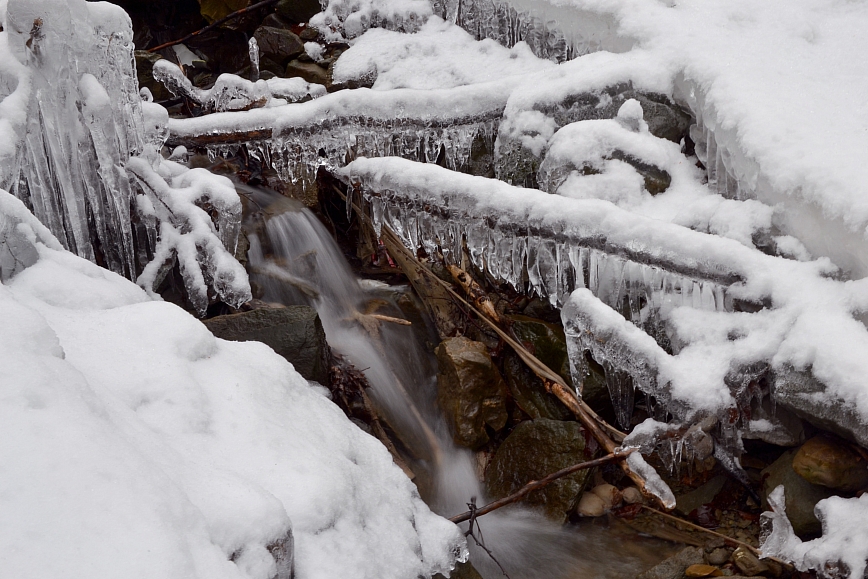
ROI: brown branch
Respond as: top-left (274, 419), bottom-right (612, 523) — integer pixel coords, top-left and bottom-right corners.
top-left (166, 128), bottom-right (273, 149)
top-left (148, 0), bottom-right (281, 53)
top-left (449, 450), bottom-right (633, 524)
top-left (447, 264), bottom-right (501, 323)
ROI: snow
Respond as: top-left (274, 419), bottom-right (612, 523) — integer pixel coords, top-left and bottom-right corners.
top-left (332, 17), bottom-right (554, 90)
top-left (0, 187), bottom-right (465, 579)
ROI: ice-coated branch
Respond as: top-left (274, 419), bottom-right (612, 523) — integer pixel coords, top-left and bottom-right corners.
top-left (127, 157), bottom-right (251, 315)
top-left (153, 60), bottom-right (271, 113)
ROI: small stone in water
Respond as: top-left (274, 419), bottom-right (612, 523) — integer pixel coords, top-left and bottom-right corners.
top-left (684, 564), bottom-right (723, 577)
top-left (706, 548), bottom-right (730, 566)
top-left (590, 483), bottom-right (622, 510)
top-left (576, 492), bottom-right (607, 517)
top-left (622, 486), bottom-right (644, 504)
top-left (731, 546), bottom-right (768, 577)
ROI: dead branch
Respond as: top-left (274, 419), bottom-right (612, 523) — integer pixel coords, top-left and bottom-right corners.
top-left (449, 450), bottom-right (633, 524)
top-left (447, 264), bottom-right (501, 323)
top-left (148, 0), bottom-right (281, 53)
top-left (166, 128), bottom-right (273, 149)
top-left (368, 313), bottom-right (412, 326)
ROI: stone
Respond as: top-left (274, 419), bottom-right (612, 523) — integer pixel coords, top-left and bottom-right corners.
top-left (675, 475), bottom-right (727, 515)
top-left (202, 305), bottom-right (330, 384)
top-left (261, 13), bottom-right (293, 30)
top-left (198, 0), bottom-right (247, 24)
top-left (706, 548), bottom-right (730, 566)
top-left (576, 492), bottom-right (607, 517)
top-left (253, 26), bottom-right (305, 64)
top-left (485, 418), bottom-right (590, 522)
top-left (610, 149), bottom-right (672, 195)
top-left (590, 483), bottom-right (622, 510)
top-left (761, 449), bottom-right (836, 536)
top-left (792, 435), bottom-right (868, 492)
top-left (433, 560), bottom-right (483, 579)
top-left (685, 564), bottom-right (722, 578)
top-left (774, 366), bottom-right (868, 449)
top-left (731, 546), bottom-right (768, 577)
top-left (285, 60), bottom-right (331, 88)
top-left (622, 486), bottom-right (644, 504)
top-left (435, 337), bottom-right (509, 449)
top-left (637, 546), bottom-right (705, 579)
top-left (502, 350), bottom-right (571, 421)
top-left (276, 0), bottom-right (323, 24)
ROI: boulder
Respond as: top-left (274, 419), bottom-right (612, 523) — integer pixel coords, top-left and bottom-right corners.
top-left (436, 337), bottom-right (509, 449)
top-left (254, 26), bottom-right (305, 64)
top-left (276, 0), bottom-right (323, 24)
top-left (485, 418), bottom-right (590, 522)
top-left (202, 305), bottom-right (330, 384)
top-left (637, 546), bottom-right (705, 579)
top-left (791, 435), bottom-right (868, 492)
top-left (761, 449), bottom-right (836, 536)
top-left (284, 60), bottom-right (331, 88)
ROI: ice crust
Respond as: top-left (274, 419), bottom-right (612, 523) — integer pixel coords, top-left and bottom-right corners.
top-left (0, 203), bottom-right (465, 578)
top-left (0, 0), bottom-right (250, 313)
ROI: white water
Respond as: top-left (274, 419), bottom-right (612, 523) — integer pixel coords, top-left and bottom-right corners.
top-left (245, 189), bottom-right (674, 578)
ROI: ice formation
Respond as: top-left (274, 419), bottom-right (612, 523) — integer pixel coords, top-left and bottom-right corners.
top-left (154, 60), bottom-right (272, 113)
top-left (0, 188), bottom-right (466, 578)
top-left (0, 0), bottom-right (251, 313)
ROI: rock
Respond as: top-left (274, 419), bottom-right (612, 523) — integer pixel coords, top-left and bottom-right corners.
top-left (637, 546), bottom-right (705, 579)
top-left (675, 475), bottom-right (727, 515)
top-left (576, 492), bottom-right (607, 517)
top-left (502, 351), bottom-right (571, 421)
top-left (774, 366), bottom-right (868, 449)
top-left (622, 486), bottom-right (644, 504)
top-left (199, 0), bottom-right (247, 24)
top-left (276, 0), bottom-right (323, 24)
top-left (731, 546), bottom-right (768, 577)
top-left (609, 149), bottom-right (671, 195)
top-left (135, 50), bottom-right (172, 102)
top-left (509, 315), bottom-right (572, 383)
top-left (285, 60), bottom-right (331, 88)
top-left (761, 448), bottom-right (836, 536)
top-left (706, 548), bottom-right (730, 566)
top-left (202, 305), bottom-right (330, 383)
top-left (262, 13), bottom-right (293, 30)
top-left (485, 419), bottom-right (590, 522)
top-left (433, 560), bottom-right (483, 579)
top-left (792, 435), bottom-right (868, 492)
top-left (435, 337), bottom-right (509, 449)
top-left (254, 26), bottom-right (305, 64)
top-left (590, 483), bottom-right (622, 510)
top-left (685, 564), bottom-right (722, 578)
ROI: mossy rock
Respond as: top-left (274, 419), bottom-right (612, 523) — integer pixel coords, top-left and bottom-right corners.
top-left (485, 418), bottom-right (591, 522)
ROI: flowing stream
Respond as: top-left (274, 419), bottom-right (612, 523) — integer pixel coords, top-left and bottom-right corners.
top-left (243, 187), bottom-right (678, 578)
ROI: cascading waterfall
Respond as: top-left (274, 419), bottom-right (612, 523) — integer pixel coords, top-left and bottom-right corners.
top-left (245, 189), bottom-right (671, 578)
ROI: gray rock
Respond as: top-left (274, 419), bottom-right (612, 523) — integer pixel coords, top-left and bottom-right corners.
top-left (706, 548), bottom-right (730, 566)
top-left (636, 546), bottom-right (704, 579)
top-left (253, 26), bottom-right (305, 64)
top-left (775, 366), bottom-right (868, 449)
top-left (675, 474), bottom-right (727, 515)
top-left (485, 418), bottom-right (590, 522)
top-left (276, 0), bottom-right (322, 24)
top-left (284, 60), bottom-right (331, 88)
top-left (761, 448), bottom-right (835, 536)
top-left (202, 305), bottom-right (330, 384)
top-left (436, 337), bottom-right (509, 449)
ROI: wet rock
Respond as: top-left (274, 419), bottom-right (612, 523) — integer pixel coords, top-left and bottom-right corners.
top-left (509, 315), bottom-right (572, 383)
top-left (622, 486), bottom-right (644, 504)
top-left (254, 26), bottom-right (305, 64)
top-left (706, 548), bottom-right (730, 566)
top-left (761, 448), bottom-right (835, 536)
top-left (502, 351), bottom-right (571, 421)
top-left (262, 13), bottom-right (293, 30)
top-left (774, 366), bottom-right (868, 449)
top-left (202, 305), bottom-right (330, 384)
top-left (637, 546), bottom-right (705, 579)
top-left (433, 560), bottom-right (483, 579)
top-left (675, 474), bottom-right (727, 516)
top-left (590, 483), bottom-right (622, 510)
top-left (610, 149), bottom-right (671, 195)
top-left (485, 418), bottom-right (590, 522)
top-left (435, 337), bottom-right (509, 449)
top-left (576, 491), bottom-right (607, 517)
top-left (791, 435), bottom-right (868, 492)
top-left (685, 564), bottom-right (722, 578)
top-left (742, 396), bottom-right (805, 447)
top-left (285, 60), bottom-right (331, 88)
top-left (731, 546), bottom-right (768, 577)
top-left (276, 0), bottom-right (323, 24)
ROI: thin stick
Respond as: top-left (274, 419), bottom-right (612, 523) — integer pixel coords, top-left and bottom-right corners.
top-left (639, 505), bottom-right (792, 568)
top-left (148, 0), bottom-right (281, 53)
top-left (368, 313), bottom-right (412, 326)
top-left (449, 450), bottom-right (633, 524)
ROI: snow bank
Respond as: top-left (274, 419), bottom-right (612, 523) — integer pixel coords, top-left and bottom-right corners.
top-left (0, 188), bottom-right (465, 579)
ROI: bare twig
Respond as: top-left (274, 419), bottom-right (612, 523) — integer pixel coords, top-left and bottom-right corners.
top-left (447, 264), bottom-right (501, 323)
top-left (449, 450), bottom-right (633, 524)
top-left (464, 498), bottom-right (511, 578)
top-left (148, 0), bottom-right (281, 53)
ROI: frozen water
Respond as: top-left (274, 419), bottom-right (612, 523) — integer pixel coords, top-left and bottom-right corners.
top-left (154, 60), bottom-right (271, 113)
